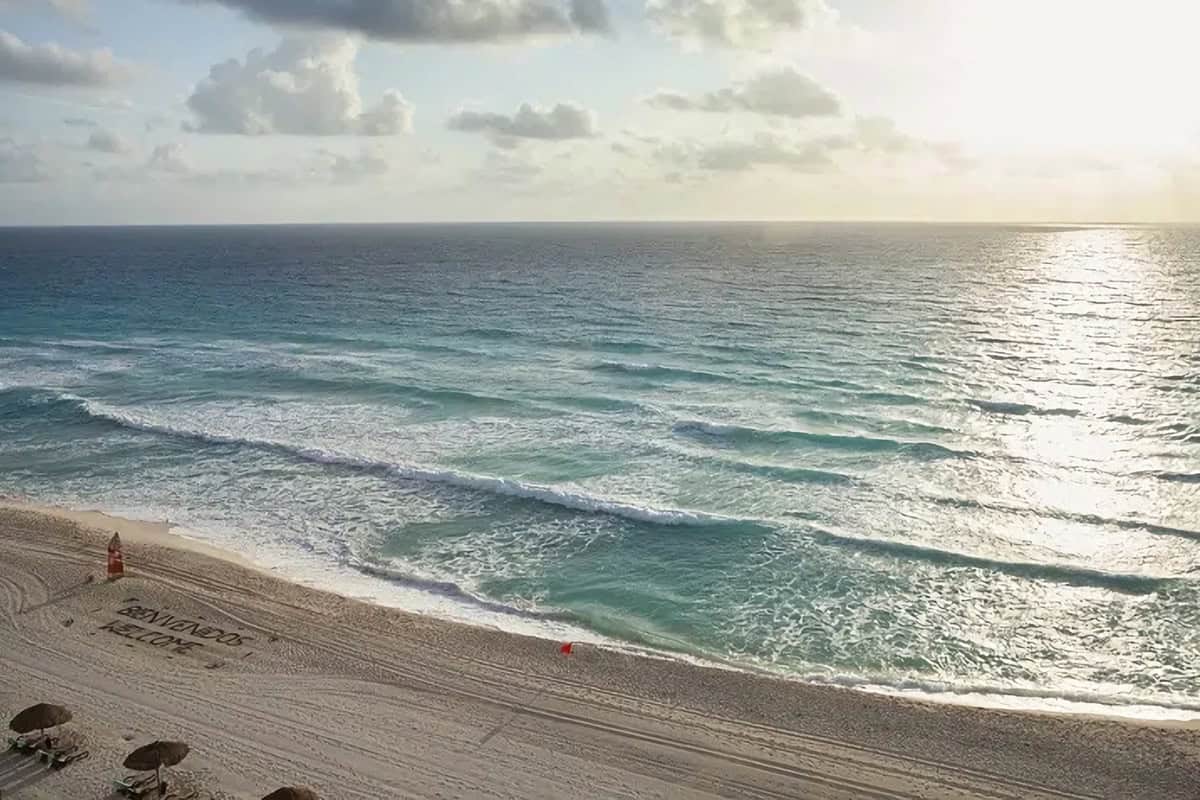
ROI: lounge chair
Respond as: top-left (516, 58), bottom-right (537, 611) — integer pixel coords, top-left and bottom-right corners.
top-left (37, 741), bottom-right (89, 768)
top-left (112, 774), bottom-right (159, 797)
top-left (7, 733), bottom-right (55, 754)
top-left (112, 773), bottom-right (155, 790)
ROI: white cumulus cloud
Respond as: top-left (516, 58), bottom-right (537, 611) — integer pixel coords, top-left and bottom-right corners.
top-left (0, 29), bottom-right (132, 86)
top-left (447, 102), bottom-right (596, 147)
top-left (185, 37), bottom-right (413, 136)
top-left (647, 66), bottom-right (840, 118)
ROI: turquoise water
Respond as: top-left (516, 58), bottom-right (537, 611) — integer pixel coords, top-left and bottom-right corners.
top-left (1, 223), bottom-right (1198, 714)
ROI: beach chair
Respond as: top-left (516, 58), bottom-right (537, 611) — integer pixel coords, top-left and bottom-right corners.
top-left (7, 733), bottom-right (54, 754)
top-left (37, 741), bottom-right (90, 768)
top-left (112, 774), bottom-right (159, 797)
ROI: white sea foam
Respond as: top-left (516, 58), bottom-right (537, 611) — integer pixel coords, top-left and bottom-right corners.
top-left (72, 394), bottom-right (745, 529)
top-left (797, 671), bottom-right (1200, 721)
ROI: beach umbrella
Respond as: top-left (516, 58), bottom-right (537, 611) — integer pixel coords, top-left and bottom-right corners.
top-left (9, 703), bottom-right (72, 735)
top-left (123, 740), bottom-right (189, 788)
top-left (262, 788), bottom-right (319, 800)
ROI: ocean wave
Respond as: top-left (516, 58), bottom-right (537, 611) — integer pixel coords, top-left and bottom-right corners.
top-left (351, 560), bottom-right (574, 622)
top-left (721, 459), bottom-right (857, 486)
top-left (393, 341), bottom-right (490, 358)
top-left (459, 326), bottom-right (520, 340)
top-left (657, 440), bottom-right (859, 486)
top-left (1157, 422), bottom-right (1200, 444)
top-left (700, 342), bottom-right (793, 362)
top-left (805, 526), bottom-right (1181, 594)
top-left (967, 399), bottom-right (1081, 417)
top-left (673, 419), bottom-right (973, 460)
top-left (898, 358), bottom-right (955, 376)
top-left (39, 338), bottom-right (153, 355)
top-left (976, 336), bottom-right (1036, 346)
top-left (563, 337), bottom-right (665, 355)
top-left (1155, 382), bottom-right (1199, 395)
top-left (0, 386), bottom-right (84, 412)
top-left (539, 393), bottom-right (645, 414)
top-left (589, 360), bottom-right (730, 384)
top-left (1105, 414), bottom-right (1151, 426)
top-left (855, 390), bottom-right (925, 405)
top-left (192, 368), bottom-right (533, 414)
top-left (790, 408), bottom-right (954, 437)
top-left (1141, 471), bottom-right (1200, 484)
top-left (277, 331), bottom-right (404, 352)
top-left (924, 495), bottom-right (1200, 542)
top-left (798, 672), bottom-right (1200, 716)
top-left (775, 376), bottom-right (924, 401)
top-left (588, 364), bottom-right (928, 405)
top-left (37, 390), bottom-right (751, 530)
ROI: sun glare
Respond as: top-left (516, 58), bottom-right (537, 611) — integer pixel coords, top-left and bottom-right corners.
top-left (943, 1), bottom-right (1199, 156)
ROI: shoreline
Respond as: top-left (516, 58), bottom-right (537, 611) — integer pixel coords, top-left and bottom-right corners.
top-left (4, 497), bottom-right (1197, 725)
top-left (0, 503), bottom-right (1197, 798)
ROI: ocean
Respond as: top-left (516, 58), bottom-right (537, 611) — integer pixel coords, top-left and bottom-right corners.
top-left (1, 222), bottom-right (1198, 717)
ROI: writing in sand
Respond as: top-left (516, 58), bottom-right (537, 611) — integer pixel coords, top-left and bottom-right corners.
top-left (98, 603), bottom-right (255, 655)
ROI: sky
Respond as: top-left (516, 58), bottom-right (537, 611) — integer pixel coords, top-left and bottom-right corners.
top-left (1, 0), bottom-right (1200, 224)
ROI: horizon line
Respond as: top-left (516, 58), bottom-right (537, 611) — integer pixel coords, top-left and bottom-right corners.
top-left (3, 219), bottom-right (1198, 229)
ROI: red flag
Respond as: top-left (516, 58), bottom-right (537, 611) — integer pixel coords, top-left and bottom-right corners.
top-left (559, 642), bottom-right (573, 656)
top-left (106, 532), bottom-right (124, 580)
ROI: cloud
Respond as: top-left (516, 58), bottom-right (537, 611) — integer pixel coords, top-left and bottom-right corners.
top-left (633, 114), bottom-right (970, 179)
top-left (647, 0), bottom-right (834, 48)
top-left (0, 137), bottom-right (52, 182)
top-left (0, 29), bottom-right (132, 86)
top-left (185, 37), bottom-right (413, 136)
top-left (647, 67), bottom-right (839, 118)
top-left (448, 102), bottom-right (596, 147)
top-left (691, 133), bottom-right (839, 172)
top-left (851, 116), bottom-right (970, 169)
top-left (476, 150), bottom-right (542, 183)
top-left (318, 148), bottom-right (390, 182)
top-left (147, 142), bottom-right (191, 174)
top-left (86, 127), bottom-right (131, 154)
top-left (111, 141), bottom-right (391, 185)
top-left (568, 0), bottom-right (610, 34)
top-left (454, 149), bottom-right (546, 192)
top-left (853, 116), bottom-right (919, 154)
top-left (180, 0), bottom-right (610, 43)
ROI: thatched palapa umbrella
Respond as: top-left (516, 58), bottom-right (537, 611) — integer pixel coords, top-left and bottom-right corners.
top-left (262, 788), bottom-right (320, 800)
top-left (9, 703), bottom-right (72, 737)
top-left (123, 740), bottom-right (189, 789)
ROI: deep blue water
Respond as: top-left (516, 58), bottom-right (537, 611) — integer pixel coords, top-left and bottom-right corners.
top-left (2, 223), bottom-right (1198, 714)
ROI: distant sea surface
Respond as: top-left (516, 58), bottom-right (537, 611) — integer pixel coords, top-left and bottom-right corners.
top-left (2, 223), bottom-right (1198, 716)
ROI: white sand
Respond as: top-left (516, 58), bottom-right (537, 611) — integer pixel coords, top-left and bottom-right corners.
top-left (0, 504), bottom-right (1196, 799)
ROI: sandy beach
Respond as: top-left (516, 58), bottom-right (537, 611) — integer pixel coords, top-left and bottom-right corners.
top-left (0, 504), bottom-right (1196, 800)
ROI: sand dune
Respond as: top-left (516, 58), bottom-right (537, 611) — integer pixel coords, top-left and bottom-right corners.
top-left (0, 505), bottom-right (1196, 799)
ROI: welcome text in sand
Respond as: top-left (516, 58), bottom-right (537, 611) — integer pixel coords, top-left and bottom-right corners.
top-left (98, 603), bottom-right (255, 655)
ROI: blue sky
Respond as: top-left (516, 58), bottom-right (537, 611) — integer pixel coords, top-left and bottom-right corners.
top-left (2, 0), bottom-right (1199, 223)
